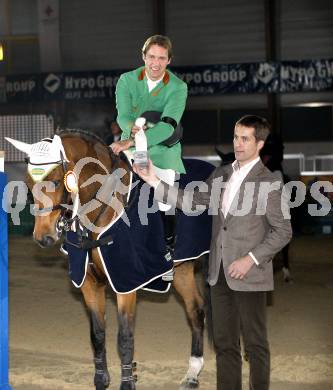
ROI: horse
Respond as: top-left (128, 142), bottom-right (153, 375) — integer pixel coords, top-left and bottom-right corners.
top-left (6, 130), bottom-right (210, 390)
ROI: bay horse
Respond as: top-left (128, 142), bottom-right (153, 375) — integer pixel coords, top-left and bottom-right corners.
top-left (7, 130), bottom-right (207, 390)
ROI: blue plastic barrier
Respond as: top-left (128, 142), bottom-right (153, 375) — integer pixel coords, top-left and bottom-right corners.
top-left (0, 172), bottom-right (12, 389)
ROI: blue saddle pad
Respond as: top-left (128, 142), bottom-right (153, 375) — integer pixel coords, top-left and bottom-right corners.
top-left (62, 158), bottom-right (214, 293)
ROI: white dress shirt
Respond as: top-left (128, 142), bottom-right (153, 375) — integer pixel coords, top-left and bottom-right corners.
top-left (222, 157), bottom-right (260, 217)
top-left (222, 157), bottom-right (261, 265)
top-left (146, 74), bottom-right (164, 92)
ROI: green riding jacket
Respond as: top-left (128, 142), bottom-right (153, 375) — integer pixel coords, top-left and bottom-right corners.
top-left (116, 66), bottom-right (187, 173)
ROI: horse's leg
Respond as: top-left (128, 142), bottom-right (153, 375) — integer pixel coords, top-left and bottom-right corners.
top-left (117, 292), bottom-right (137, 390)
top-left (173, 261), bottom-right (205, 389)
top-left (81, 272), bottom-right (110, 390)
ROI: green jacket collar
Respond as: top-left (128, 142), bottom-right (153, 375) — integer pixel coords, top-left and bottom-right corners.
top-left (138, 68), bottom-right (170, 86)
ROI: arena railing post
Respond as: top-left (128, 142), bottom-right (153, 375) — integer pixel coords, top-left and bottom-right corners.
top-left (0, 151), bottom-right (12, 389)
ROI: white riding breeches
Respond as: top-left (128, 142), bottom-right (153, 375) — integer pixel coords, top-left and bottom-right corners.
top-left (152, 166), bottom-right (176, 211)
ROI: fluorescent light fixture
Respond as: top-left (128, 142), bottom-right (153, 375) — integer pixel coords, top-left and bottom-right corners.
top-left (301, 171), bottom-right (333, 176)
top-left (297, 102), bottom-right (332, 108)
top-left (0, 43), bottom-right (3, 61)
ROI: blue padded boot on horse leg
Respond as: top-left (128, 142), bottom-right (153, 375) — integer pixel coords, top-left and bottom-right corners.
top-left (118, 294), bottom-right (137, 390)
top-left (81, 277), bottom-right (111, 390)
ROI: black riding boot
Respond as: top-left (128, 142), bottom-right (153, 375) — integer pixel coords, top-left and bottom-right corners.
top-left (161, 212), bottom-right (177, 281)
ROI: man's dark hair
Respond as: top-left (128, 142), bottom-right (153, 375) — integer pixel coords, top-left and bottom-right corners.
top-left (236, 115), bottom-right (270, 142)
top-left (142, 35), bottom-right (173, 59)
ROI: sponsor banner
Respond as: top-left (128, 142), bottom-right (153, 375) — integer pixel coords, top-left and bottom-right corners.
top-left (173, 62), bottom-right (280, 95)
top-left (41, 71), bottom-right (123, 100)
top-left (280, 59), bottom-right (333, 92)
top-left (1, 59), bottom-right (332, 103)
top-left (4, 74), bottom-right (39, 102)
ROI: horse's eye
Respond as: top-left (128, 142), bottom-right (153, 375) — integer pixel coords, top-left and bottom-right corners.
top-left (52, 180), bottom-right (61, 188)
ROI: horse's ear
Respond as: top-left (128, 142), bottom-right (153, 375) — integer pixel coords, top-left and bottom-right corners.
top-left (52, 134), bottom-right (62, 145)
top-left (5, 137), bottom-right (32, 155)
top-left (52, 134), bottom-right (69, 162)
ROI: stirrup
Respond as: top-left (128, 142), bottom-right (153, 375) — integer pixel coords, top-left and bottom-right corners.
top-left (162, 267), bottom-right (174, 282)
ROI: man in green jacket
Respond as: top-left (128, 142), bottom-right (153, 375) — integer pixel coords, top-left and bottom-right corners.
top-left (111, 35), bottom-right (188, 280)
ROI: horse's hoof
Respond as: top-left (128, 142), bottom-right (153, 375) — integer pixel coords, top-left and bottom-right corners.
top-left (180, 377), bottom-right (199, 389)
top-left (95, 381), bottom-right (109, 390)
top-left (119, 381), bottom-right (136, 390)
top-left (95, 371), bottom-right (110, 389)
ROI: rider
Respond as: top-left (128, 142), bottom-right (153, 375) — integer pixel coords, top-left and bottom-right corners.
top-left (111, 35), bottom-right (188, 281)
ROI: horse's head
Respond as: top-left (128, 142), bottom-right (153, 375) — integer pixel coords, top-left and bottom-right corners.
top-left (7, 131), bottom-right (131, 248)
top-left (6, 135), bottom-right (73, 247)
top-left (27, 165), bottom-right (69, 248)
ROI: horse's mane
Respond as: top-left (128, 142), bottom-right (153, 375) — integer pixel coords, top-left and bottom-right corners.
top-left (56, 128), bottom-right (125, 168)
top-left (56, 128), bottom-right (107, 146)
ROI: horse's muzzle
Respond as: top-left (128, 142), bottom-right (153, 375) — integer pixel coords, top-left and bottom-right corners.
top-left (35, 234), bottom-right (56, 248)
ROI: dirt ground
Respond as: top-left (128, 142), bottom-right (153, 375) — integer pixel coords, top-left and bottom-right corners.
top-left (7, 235), bottom-right (333, 390)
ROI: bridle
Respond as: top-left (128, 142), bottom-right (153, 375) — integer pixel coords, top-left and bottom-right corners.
top-left (26, 139), bottom-right (132, 238)
top-left (27, 149), bottom-right (75, 231)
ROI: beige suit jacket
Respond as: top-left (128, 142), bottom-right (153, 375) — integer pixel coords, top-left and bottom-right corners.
top-left (155, 160), bottom-right (292, 291)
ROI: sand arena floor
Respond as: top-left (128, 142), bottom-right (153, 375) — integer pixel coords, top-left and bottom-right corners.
top-left (7, 235), bottom-right (333, 390)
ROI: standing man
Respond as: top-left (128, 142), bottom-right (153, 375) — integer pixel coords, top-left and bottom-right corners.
top-left (111, 35), bottom-right (188, 280)
top-left (134, 115), bottom-right (292, 389)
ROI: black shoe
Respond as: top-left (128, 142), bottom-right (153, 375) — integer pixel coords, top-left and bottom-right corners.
top-left (161, 213), bottom-right (177, 282)
top-left (162, 244), bottom-right (174, 281)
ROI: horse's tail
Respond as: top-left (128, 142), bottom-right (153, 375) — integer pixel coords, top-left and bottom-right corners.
top-left (201, 255), bottom-right (214, 347)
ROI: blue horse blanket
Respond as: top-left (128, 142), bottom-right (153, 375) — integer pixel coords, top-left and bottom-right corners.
top-left (62, 159), bottom-right (214, 294)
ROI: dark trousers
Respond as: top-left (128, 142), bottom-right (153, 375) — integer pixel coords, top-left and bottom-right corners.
top-left (210, 269), bottom-right (270, 390)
